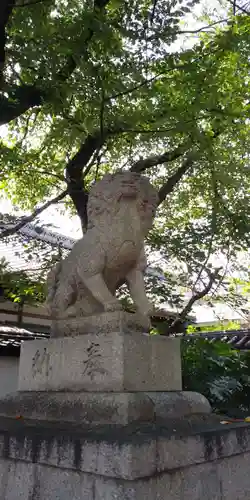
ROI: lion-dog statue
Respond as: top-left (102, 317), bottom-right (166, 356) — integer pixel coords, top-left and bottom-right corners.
top-left (46, 171), bottom-right (159, 324)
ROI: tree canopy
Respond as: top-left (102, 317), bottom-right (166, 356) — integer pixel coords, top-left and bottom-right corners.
top-left (1, 0), bottom-right (250, 323)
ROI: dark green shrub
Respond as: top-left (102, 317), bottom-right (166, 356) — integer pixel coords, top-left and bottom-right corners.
top-left (182, 339), bottom-right (250, 416)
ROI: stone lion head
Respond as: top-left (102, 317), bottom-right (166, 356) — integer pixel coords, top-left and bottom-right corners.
top-left (87, 171), bottom-right (159, 230)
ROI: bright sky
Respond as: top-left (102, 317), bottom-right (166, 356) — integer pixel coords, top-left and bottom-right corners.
top-left (1, 0), bottom-right (243, 323)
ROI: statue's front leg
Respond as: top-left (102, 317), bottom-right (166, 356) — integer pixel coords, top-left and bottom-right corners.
top-left (126, 268), bottom-right (153, 317)
top-left (79, 272), bottom-right (122, 312)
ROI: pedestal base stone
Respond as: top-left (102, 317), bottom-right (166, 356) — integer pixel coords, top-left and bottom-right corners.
top-left (19, 333), bottom-right (182, 392)
top-left (0, 391), bottom-right (211, 425)
top-left (12, 317), bottom-right (211, 427)
top-left (51, 311), bottom-right (151, 337)
top-left (0, 415), bottom-right (249, 500)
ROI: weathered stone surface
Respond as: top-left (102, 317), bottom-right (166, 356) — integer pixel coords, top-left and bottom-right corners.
top-left (0, 391), bottom-right (154, 426)
top-left (51, 310), bottom-right (151, 337)
top-left (219, 452), bottom-right (250, 500)
top-left (0, 417), bottom-right (249, 477)
top-left (0, 456), bottom-right (248, 500)
top-left (0, 390), bottom-right (210, 426)
top-left (0, 418), bottom-right (249, 499)
top-left (46, 172), bottom-right (159, 331)
top-left (34, 465), bottom-right (93, 500)
top-left (166, 462), bottom-right (222, 500)
top-left (18, 334), bottom-right (182, 392)
top-left (92, 467), bottom-right (221, 500)
top-left (147, 391), bottom-right (211, 420)
top-left (0, 460), bottom-right (94, 500)
top-left (0, 461), bottom-right (35, 500)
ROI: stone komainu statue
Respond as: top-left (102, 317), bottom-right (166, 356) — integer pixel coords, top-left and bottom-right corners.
top-left (46, 171), bottom-right (159, 321)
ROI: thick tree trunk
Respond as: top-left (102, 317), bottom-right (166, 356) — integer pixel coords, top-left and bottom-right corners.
top-left (0, 0), bottom-right (16, 86)
top-left (65, 132), bottom-right (108, 232)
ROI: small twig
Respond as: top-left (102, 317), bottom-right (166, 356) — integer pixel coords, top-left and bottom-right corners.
top-left (227, 0), bottom-right (250, 15)
top-left (31, 168), bottom-right (65, 182)
top-left (28, 108), bottom-right (41, 134)
top-left (169, 267), bottom-right (222, 332)
top-left (120, 141), bottom-right (133, 170)
top-left (210, 244), bottom-right (231, 299)
top-left (118, 121), bottom-right (196, 135)
top-left (103, 60), bottom-right (199, 104)
top-left (8, 62), bottom-right (26, 86)
top-left (104, 73), bottom-right (163, 103)
top-left (98, 71), bottom-right (106, 140)
top-left (17, 112), bottom-right (32, 145)
top-left (217, 284), bottom-right (249, 321)
top-left (192, 169), bottom-right (218, 293)
top-left (177, 19), bottom-right (229, 35)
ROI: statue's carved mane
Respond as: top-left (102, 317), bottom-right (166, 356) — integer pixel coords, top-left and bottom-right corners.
top-left (87, 171), bottom-right (158, 228)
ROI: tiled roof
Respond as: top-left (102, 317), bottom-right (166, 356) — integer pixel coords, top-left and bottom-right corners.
top-left (0, 326), bottom-right (48, 350)
top-left (0, 213), bottom-right (74, 273)
top-left (1, 326), bottom-right (250, 351)
top-left (0, 213), bottom-right (75, 249)
top-left (183, 329), bottom-right (250, 350)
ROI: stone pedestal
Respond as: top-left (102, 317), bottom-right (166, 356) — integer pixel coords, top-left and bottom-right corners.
top-left (0, 416), bottom-right (250, 500)
top-left (18, 331), bottom-right (182, 392)
top-left (0, 312), bottom-right (219, 499)
top-left (0, 390), bottom-right (210, 425)
top-left (0, 312), bottom-right (211, 424)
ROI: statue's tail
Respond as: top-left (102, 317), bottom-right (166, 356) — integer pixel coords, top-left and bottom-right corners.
top-left (45, 261), bottom-right (62, 313)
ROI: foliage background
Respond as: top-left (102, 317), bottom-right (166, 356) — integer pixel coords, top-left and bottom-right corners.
top-left (1, 0), bottom-right (250, 323)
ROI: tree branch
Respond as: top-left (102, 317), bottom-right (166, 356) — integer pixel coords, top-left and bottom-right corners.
top-left (157, 150), bottom-right (199, 204)
top-left (177, 19), bottom-right (228, 35)
top-left (156, 127), bottom-right (222, 204)
top-left (105, 73), bottom-right (164, 102)
top-left (104, 59), bottom-right (203, 104)
top-left (66, 132), bottom-right (109, 180)
top-left (191, 169), bottom-right (218, 293)
top-left (0, 189), bottom-right (67, 239)
top-left (65, 131), bottom-right (109, 231)
top-left (150, 0), bottom-right (158, 24)
top-left (0, 85), bottom-right (44, 125)
top-left (64, 118), bottom-right (130, 231)
top-left (168, 267), bottom-right (222, 333)
top-left (130, 141), bottom-right (190, 173)
top-left (227, 0), bottom-right (250, 14)
top-left (0, 0), bottom-right (112, 124)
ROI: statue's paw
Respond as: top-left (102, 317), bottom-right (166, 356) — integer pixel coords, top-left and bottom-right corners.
top-left (136, 303), bottom-right (154, 317)
top-left (135, 312), bottom-right (152, 331)
top-left (104, 300), bottom-right (123, 312)
top-left (64, 305), bottom-right (78, 318)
